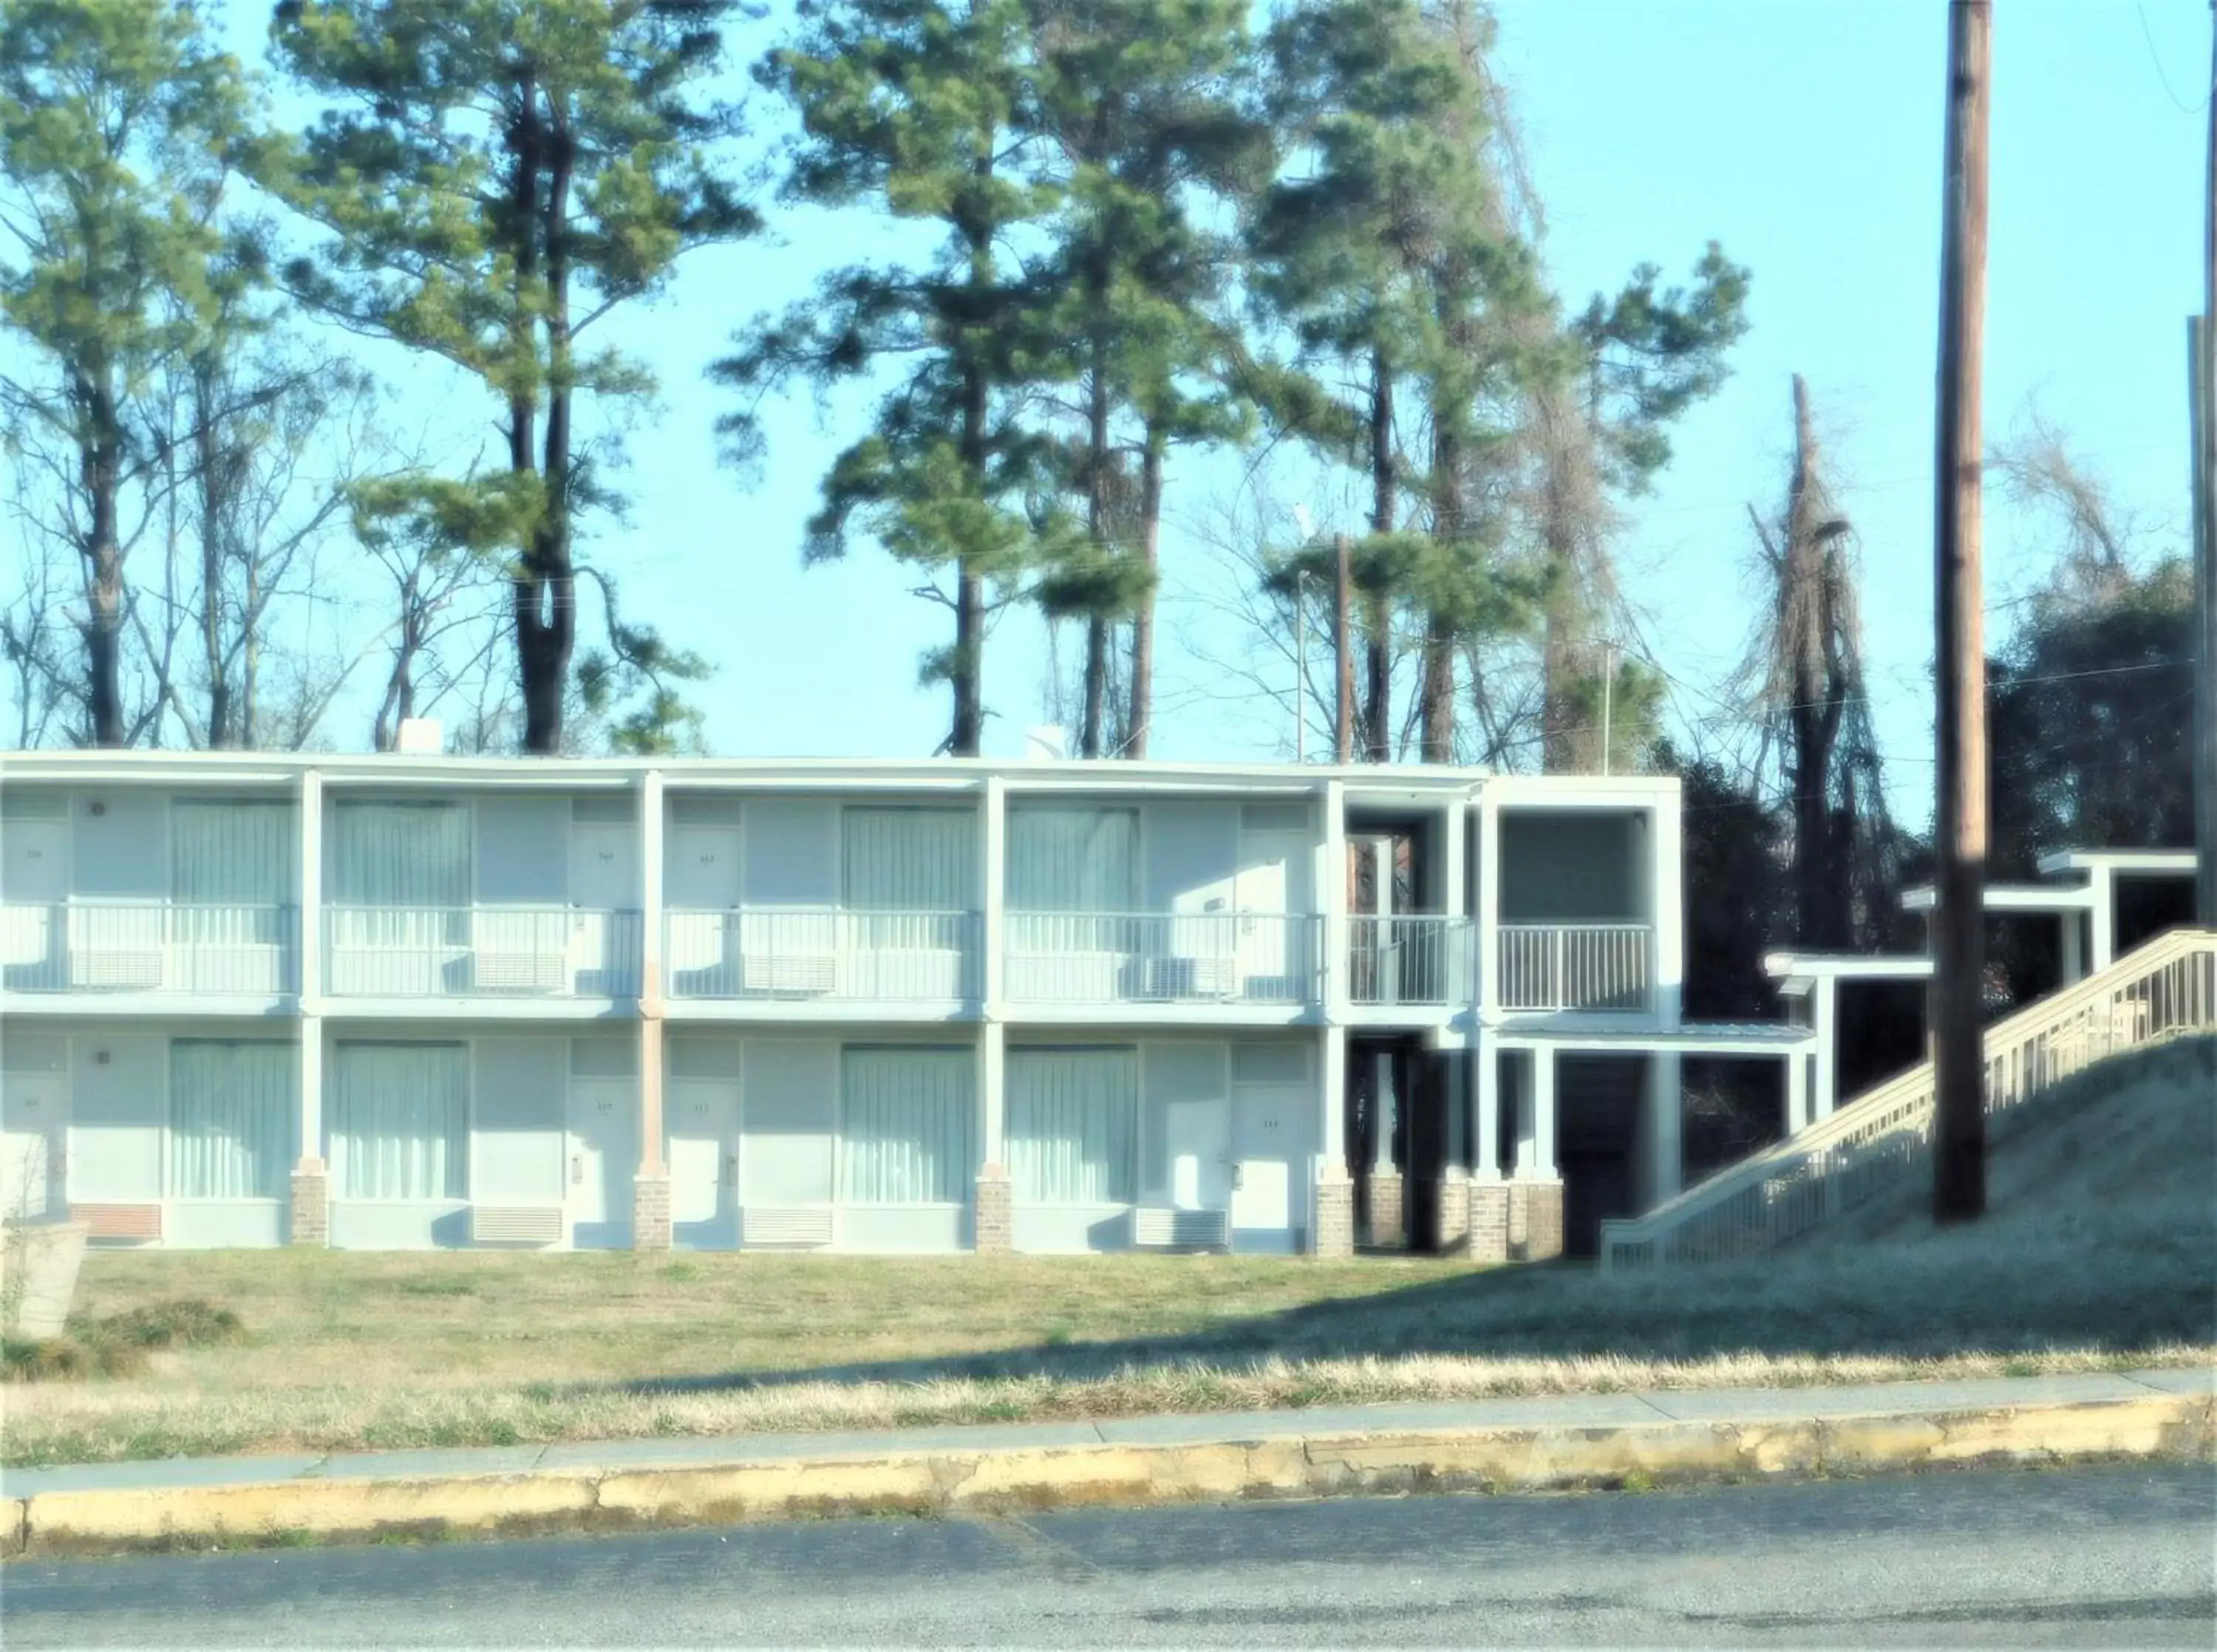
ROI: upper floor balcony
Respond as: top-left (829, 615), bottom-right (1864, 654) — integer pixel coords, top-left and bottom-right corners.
top-left (1004, 911), bottom-right (1324, 1006)
top-left (1346, 914), bottom-right (1468, 1007)
top-left (324, 906), bottom-right (641, 999)
top-left (664, 907), bottom-right (980, 1003)
top-left (1496, 922), bottom-right (1655, 1013)
top-left (1, 900), bottom-right (299, 996)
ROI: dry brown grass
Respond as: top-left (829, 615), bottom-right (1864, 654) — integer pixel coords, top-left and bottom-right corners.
top-left (6, 1040), bottom-right (2209, 1470)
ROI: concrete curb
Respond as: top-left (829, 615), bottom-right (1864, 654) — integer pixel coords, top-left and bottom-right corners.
top-left (6, 1390), bottom-right (2212, 1558)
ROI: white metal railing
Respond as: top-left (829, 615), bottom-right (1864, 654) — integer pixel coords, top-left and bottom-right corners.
top-left (1601, 928), bottom-right (2217, 1269)
top-left (1497, 923), bottom-right (1654, 1013)
top-left (1005, 912), bottom-right (1324, 1005)
top-left (666, 909), bottom-right (980, 1001)
top-left (324, 906), bottom-right (642, 997)
top-left (1346, 915), bottom-right (1468, 1006)
top-left (0, 901), bottom-right (299, 994)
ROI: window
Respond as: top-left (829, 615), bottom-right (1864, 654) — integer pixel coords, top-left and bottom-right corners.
top-left (1007, 807), bottom-right (1137, 913)
top-left (171, 802), bottom-right (295, 977)
top-left (168, 1042), bottom-right (291, 1200)
top-left (1009, 1048), bottom-right (1137, 1205)
top-left (839, 1046), bottom-right (973, 1204)
top-left (333, 1042), bottom-right (468, 1199)
top-left (330, 802), bottom-right (469, 949)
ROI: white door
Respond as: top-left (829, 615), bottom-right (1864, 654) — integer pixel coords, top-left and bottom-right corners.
top-left (1165, 1097), bottom-right (1231, 1211)
top-left (1, 1073), bottom-right (65, 1221)
top-left (568, 822), bottom-right (636, 993)
top-left (1233, 830), bottom-right (1307, 994)
top-left (1230, 1084), bottom-right (1301, 1243)
top-left (668, 1077), bottom-right (740, 1242)
top-left (1, 817), bottom-right (67, 980)
top-left (566, 1078), bottom-right (636, 1246)
top-left (666, 825), bottom-right (743, 991)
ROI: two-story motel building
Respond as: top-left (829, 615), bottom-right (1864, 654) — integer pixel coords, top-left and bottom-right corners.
top-left (1, 751), bottom-right (1808, 1259)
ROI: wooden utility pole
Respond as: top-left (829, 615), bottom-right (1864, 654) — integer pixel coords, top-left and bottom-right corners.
top-left (2195, 3), bottom-right (2217, 927)
top-left (1931, 0), bottom-right (1992, 1225)
top-left (1333, 533), bottom-right (1355, 763)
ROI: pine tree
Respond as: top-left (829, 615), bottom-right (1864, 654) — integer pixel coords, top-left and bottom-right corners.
top-left (0, 0), bottom-right (248, 745)
top-left (270, 0), bottom-right (755, 754)
top-left (1532, 245), bottom-right (1749, 771)
top-left (1251, 0), bottom-right (1542, 763)
top-left (1027, 0), bottom-right (1266, 757)
top-left (718, 0), bottom-right (1060, 757)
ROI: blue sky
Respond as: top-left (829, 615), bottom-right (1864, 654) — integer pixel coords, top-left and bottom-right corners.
top-left (205, 4), bottom-right (2213, 808)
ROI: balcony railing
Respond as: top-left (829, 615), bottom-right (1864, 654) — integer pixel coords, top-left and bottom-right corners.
top-left (665, 909), bottom-right (980, 1002)
top-left (324, 907), bottom-right (641, 997)
top-left (1346, 915), bottom-right (1468, 1006)
top-left (1497, 923), bottom-right (1653, 1012)
top-left (1005, 912), bottom-right (1324, 1006)
top-left (1, 901), bottom-right (299, 995)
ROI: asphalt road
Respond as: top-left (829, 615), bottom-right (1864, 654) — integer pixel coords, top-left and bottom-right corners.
top-left (4, 1463), bottom-right (2213, 1648)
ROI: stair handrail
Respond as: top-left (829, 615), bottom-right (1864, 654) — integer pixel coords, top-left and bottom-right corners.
top-left (1601, 926), bottom-right (2217, 1269)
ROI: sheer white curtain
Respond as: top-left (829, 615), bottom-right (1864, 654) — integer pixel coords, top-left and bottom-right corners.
top-left (330, 802), bottom-right (470, 950)
top-left (168, 1041), bottom-right (293, 1199)
top-left (838, 1046), bottom-right (973, 1204)
top-left (171, 802), bottom-right (295, 982)
top-left (844, 808), bottom-right (976, 953)
top-left (333, 1042), bottom-right (469, 1199)
top-left (1009, 1048), bottom-right (1137, 1204)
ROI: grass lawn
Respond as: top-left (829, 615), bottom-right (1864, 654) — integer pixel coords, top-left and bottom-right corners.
top-left (7, 1041), bottom-right (2210, 1471)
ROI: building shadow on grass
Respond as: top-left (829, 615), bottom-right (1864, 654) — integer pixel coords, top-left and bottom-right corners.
top-left (613, 1040), bottom-right (2217, 1401)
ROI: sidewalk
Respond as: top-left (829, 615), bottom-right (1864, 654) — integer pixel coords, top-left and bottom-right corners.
top-left (5, 1366), bottom-right (2211, 1558)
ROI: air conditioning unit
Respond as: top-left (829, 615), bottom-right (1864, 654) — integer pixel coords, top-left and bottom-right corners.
top-left (471, 949), bottom-right (568, 993)
top-left (470, 1206), bottom-right (565, 1246)
top-left (1133, 1207), bottom-right (1228, 1251)
top-left (1146, 955), bottom-right (1236, 1000)
top-left (741, 1205), bottom-right (834, 1247)
top-left (740, 952), bottom-right (837, 996)
top-left (69, 947), bottom-right (163, 990)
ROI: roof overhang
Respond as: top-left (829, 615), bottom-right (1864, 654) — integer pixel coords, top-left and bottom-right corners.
top-left (1764, 952), bottom-right (1935, 983)
top-left (1493, 1023), bottom-right (1814, 1057)
top-left (2035, 849), bottom-right (2198, 877)
top-left (1901, 883), bottom-right (2094, 913)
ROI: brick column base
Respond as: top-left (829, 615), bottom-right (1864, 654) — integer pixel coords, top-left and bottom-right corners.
top-left (1312, 1173), bottom-right (1354, 1257)
top-left (289, 1164), bottom-right (329, 1248)
top-left (1470, 1181), bottom-right (1509, 1263)
top-left (1508, 1181), bottom-right (1565, 1262)
top-left (1432, 1170), bottom-right (1471, 1254)
top-left (974, 1173), bottom-right (1013, 1255)
top-left (631, 1173), bottom-right (672, 1252)
top-left (1363, 1170), bottom-right (1403, 1249)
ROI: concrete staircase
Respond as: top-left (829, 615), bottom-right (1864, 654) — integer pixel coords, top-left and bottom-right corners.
top-left (1600, 927), bottom-right (2217, 1268)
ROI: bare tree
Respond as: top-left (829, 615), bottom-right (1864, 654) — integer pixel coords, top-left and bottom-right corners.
top-left (1737, 375), bottom-right (1896, 951)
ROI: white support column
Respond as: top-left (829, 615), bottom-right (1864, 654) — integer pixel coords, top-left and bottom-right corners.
top-left (1530, 1047), bottom-right (1557, 1180)
top-left (1440, 798), bottom-right (1467, 924)
top-left (299, 768), bottom-right (323, 1009)
top-left (1370, 1051), bottom-right (1396, 1172)
top-left (1787, 1048), bottom-right (1811, 1136)
top-left (1321, 780), bottom-right (1347, 1015)
top-left (296, 768), bottom-right (324, 1184)
top-left (1471, 1031), bottom-right (1499, 1181)
top-left (981, 774), bottom-right (1007, 1014)
top-left (1321, 1023), bottom-right (1347, 1173)
top-left (978, 1019), bottom-right (1006, 1171)
top-left (2088, 870), bottom-right (2116, 974)
top-left (1650, 792), bottom-right (1684, 1030)
top-left (638, 769), bottom-right (666, 1178)
top-left (299, 1018), bottom-right (323, 1169)
top-left (1813, 974), bottom-right (1839, 1121)
top-left (1646, 1051), bottom-right (1682, 1206)
top-left (1474, 790), bottom-right (1501, 1023)
top-left (2060, 908), bottom-right (2085, 986)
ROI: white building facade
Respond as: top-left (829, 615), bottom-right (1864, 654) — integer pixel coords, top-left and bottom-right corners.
top-left (0, 754), bottom-right (1715, 1259)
